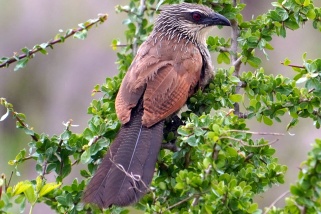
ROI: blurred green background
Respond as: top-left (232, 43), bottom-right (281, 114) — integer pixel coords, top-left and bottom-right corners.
top-left (0, 1), bottom-right (320, 213)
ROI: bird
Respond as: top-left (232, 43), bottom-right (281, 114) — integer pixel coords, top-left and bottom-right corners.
top-left (82, 2), bottom-right (230, 209)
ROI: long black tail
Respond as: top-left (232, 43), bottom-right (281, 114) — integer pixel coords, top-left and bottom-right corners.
top-left (82, 104), bottom-right (164, 208)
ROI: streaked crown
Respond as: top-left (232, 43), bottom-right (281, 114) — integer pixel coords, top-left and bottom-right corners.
top-left (154, 3), bottom-right (230, 44)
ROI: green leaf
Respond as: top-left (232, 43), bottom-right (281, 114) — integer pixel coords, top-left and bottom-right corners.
top-left (280, 26), bottom-right (286, 38)
top-left (217, 52), bottom-right (230, 64)
top-left (278, 8), bottom-right (289, 21)
top-left (39, 182), bottom-right (61, 197)
top-left (306, 78), bottom-right (321, 92)
top-left (307, 9), bottom-right (316, 19)
top-left (14, 58), bottom-right (29, 71)
top-left (229, 76), bottom-right (240, 83)
top-left (80, 149), bottom-right (91, 164)
top-left (178, 127), bottom-right (192, 136)
top-left (74, 29), bottom-right (88, 40)
top-left (56, 195), bottom-right (68, 206)
top-left (24, 186), bottom-right (36, 204)
top-left (287, 118), bottom-right (299, 130)
top-left (56, 193), bottom-right (73, 207)
top-left (229, 94), bottom-right (242, 102)
top-left (186, 135), bottom-right (198, 147)
top-left (247, 56), bottom-right (262, 67)
top-left (263, 115), bottom-right (273, 126)
top-left (36, 176), bottom-right (43, 193)
top-left (303, 0), bottom-right (310, 6)
top-left (80, 170), bottom-right (91, 178)
top-left (12, 181), bottom-right (32, 196)
top-left (283, 58), bottom-right (291, 66)
top-left (248, 203), bottom-right (258, 213)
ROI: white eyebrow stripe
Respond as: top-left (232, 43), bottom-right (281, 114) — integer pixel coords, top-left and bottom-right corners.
top-left (184, 8), bottom-right (207, 15)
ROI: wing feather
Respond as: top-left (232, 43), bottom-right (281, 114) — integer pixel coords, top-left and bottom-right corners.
top-left (115, 34), bottom-right (203, 127)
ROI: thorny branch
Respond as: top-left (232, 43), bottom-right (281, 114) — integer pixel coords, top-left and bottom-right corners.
top-left (0, 14), bottom-right (108, 69)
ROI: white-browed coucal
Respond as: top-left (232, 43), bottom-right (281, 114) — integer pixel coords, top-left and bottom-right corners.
top-left (83, 2), bottom-right (230, 208)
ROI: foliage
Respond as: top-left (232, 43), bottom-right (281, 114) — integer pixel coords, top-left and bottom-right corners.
top-left (1, 0), bottom-right (321, 213)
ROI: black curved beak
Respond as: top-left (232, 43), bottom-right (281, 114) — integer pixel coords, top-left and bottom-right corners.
top-left (206, 13), bottom-right (231, 26)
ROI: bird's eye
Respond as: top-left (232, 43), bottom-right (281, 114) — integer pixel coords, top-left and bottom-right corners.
top-left (191, 12), bottom-right (202, 21)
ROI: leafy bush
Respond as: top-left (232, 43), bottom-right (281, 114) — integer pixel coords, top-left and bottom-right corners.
top-left (1, 0), bottom-right (321, 213)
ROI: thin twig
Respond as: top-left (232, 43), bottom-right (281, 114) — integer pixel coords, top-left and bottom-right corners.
top-left (244, 153), bottom-right (254, 162)
top-left (41, 160), bottom-right (48, 179)
top-left (264, 190), bottom-right (290, 214)
top-left (191, 195), bottom-right (200, 206)
top-left (0, 14), bottom-right (108, 68)
top-left (71, 160), bottom-right (79, 166)
top-left (167, 194), bottom-right (200, 210)
top-left (115, 44), bottom-right (129, 47)
top-left (5, 171), bottom-right (13, 190)
top-left (212, 143), bottom-right (219, 160)
top-left (219, 136), bottom-right (280, 148)
top-left (218, 47), bottom-right (230, 52)
top-left (227, 129), bottom-right (285, 136)
top-left (13, 112), bottom-right (38, 141)
top-left (184, 150), bottom-right (191, 168)
top-left (281, 62), bottom-right (305, 69)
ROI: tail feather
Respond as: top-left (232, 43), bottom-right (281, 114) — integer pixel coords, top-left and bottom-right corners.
top-left (82, 104), bottom-right (164, 208)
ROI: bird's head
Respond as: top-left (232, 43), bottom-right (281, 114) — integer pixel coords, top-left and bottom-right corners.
top-left (154, 3), bottom-right (231, 44)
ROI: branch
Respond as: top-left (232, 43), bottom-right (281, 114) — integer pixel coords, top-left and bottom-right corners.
top-left (233, 55), bottom-right (243, 68)
top-left (281, 62), bottom-right (305, 69)
top-left (218, 46), bottom-right (231, 52)
top-left (229, 3), bottom-right (242, 117)
top-left (161, 142), bottom-right (178, 152)
top-left (230, 20), bottom-right (240, 76)
top-left (0, 14), bottom-right (108, 70)
top-left (13, 112), bottom-right (39, 141)
top-left (21, 156), bottom-right (35, 162)
top-left (225, 108), bottom-right (248, 119)
top-left (41, 160), bottom-right (48, 179)
top-left (219, 136), bottom-right (280, 148)
top-left (264, 190), bottom-right (290, 214)
top-left (167, 193), bottom-right (201, 210)
top-left (227, 129), bottom-right (285, 136)
top-left (4, 171), bottom-right (13, 190)
top-left (1, 98), bottom-right (39, 141)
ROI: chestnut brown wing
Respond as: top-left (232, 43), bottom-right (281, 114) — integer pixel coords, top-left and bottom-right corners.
top-left (115, 36), bottom-right (203, 127)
